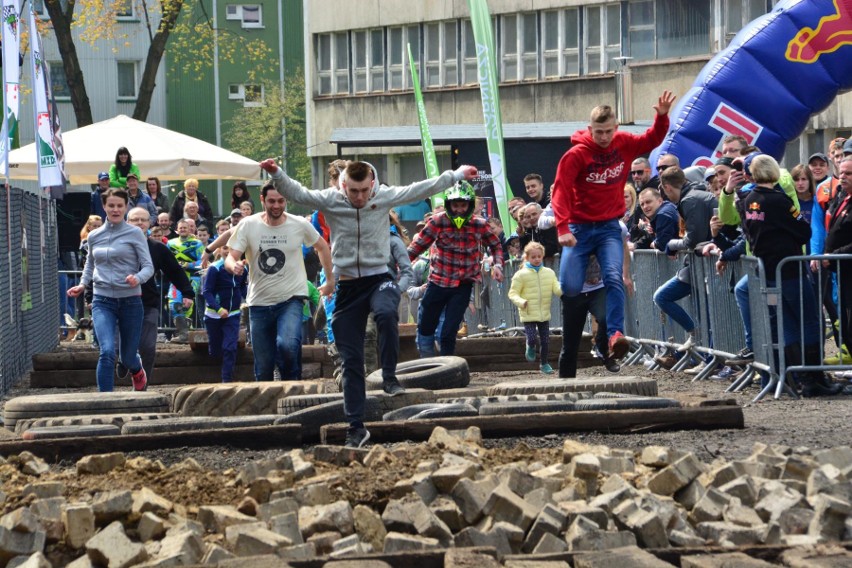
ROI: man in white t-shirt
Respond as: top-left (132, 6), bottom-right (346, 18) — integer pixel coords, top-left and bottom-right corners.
top-left (226, 183), bottom-right (333, 380)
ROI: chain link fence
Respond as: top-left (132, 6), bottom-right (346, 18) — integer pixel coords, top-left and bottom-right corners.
top-left (0, 189), bottom-right (59, 395)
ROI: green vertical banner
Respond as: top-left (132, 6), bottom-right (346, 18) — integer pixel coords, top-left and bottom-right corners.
top-left (469, 0), bottom-right (515, 231)
top-left (407, 43), bottom-right (443, 208)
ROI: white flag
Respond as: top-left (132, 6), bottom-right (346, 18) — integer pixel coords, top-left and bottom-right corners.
top-left (29, 7), bottom-right (63, 187)
top-left (0, 0), bottom-right (20, 177)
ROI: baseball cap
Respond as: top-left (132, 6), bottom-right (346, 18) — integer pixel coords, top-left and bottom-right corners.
top-left (683, 166), bottom-right (707, 185)
top-left (126, 172), bottom-right (138, 180)
top-left (843, 139), bottom-right (852, 155)
top-left (230, 208), bottom-right (242, 217)
top-left (714, 156), bottom-right (735, 168)
top-left (704, 167), bottom-right (716, 181)
top-left (97, 171), bottom-right (109, 180)
top-left (743, 152), bottom-right (763, 178)
top-left (808, 152), bottom-right (829, 164)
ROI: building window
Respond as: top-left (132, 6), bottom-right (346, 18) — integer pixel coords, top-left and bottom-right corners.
top-left (117, 61), bottom-right (138, 99)
top-left (316, 32), bottom-right (350, 95)
top-left (461, 20), bottom-right (478, 85)
top-left (387, 25), bottom-right (420, 91)
top-left (724, 0), bottom-right (767, 45)
top-left (500, 12), bottom-right (539, 81)
top-left (628, 0), bottom-right (712, 60)
top-left (116, 0), bottom-right (133, 19)
top-left (351, 28), bottom-right (385, 93)
top-left (584, 4), bottom-right (620, 75)
top-left (226, 5), bottom-right (263, 29)
top-left (229, 84), bottom-right (263, 106)
top-left (423, 21), bottom-right (458, 88)
top-left (541, 8), bottom-right (580, 78)
top-left (48, 62), bottom-right (70, 99)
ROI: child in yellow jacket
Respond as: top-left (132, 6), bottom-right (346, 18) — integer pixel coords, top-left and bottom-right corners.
top-left (508, 242), bottom-right (563, 373)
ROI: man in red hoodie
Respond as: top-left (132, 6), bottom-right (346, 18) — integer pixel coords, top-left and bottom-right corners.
top-left (552, 90), bottom-right (675, 360)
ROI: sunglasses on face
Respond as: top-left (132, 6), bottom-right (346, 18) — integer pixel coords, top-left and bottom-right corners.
top-left (657, 164), bottom-right (673, 172)
top-left (630, 170), bottom-right (646, 176)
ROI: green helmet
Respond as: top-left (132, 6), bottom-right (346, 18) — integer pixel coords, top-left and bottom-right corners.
top-left (444, 181), bottom-right (475, 229)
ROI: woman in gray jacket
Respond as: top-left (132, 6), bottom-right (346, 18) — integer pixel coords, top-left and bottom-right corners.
top-left (68, 188), bottom-right (154, 392)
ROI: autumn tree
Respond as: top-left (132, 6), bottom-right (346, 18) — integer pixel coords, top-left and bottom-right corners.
top-left (224, 71), bottom-right (309, 184)
top-left (44, 0), bottom-right (270, 127)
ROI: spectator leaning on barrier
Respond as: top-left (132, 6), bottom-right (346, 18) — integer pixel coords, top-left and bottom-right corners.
top-left (825, 155), bottom-right (852, 369)
top-left (552, 90), bottom-right (675, 361)
top-left (653, 165), bottom-right (717, 354)
top-left (744, 155), bottom-right (842, 397)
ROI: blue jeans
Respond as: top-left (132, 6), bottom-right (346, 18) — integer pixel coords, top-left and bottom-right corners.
top-left (653, 276), bottom-right (695, 333)
top-left (559, 219), bottom-right (625, 336)
top-left (417, 282), bottom-right (472, 356)
top-left (249, 298), bottom-right (304, 381)
top-left (734, 275), bottom-right (752, 350)
top-left (92, 295), bottom-right (144, 392)
top-left (205, 315), bottom-right (241, 382)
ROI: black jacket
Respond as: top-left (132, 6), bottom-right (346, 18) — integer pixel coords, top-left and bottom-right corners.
top-left (519, 225), bottom-right (560, 258)
top-left (142, 239), bottom-right (195, 309)
top-left (742, 185), bottom-right (810, 281)
top-left (169, 190), bottom-right (213, 225)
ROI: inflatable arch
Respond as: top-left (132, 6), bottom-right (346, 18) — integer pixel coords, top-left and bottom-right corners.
top-left (651, 0), bottom-right (852, 169)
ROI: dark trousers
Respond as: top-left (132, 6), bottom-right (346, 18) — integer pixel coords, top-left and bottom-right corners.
top-left (205, 315), bottom-right (241, 382)
top-left (139, 306), bottom-right (160, 381)
top-left (417, 282), bottom-right (473, 356)
top-left (332, 274), bottom-right (401, 427)
top-left (559, 289), bottom-right (607, 378)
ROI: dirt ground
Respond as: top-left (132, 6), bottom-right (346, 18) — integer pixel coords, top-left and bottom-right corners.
top-left (0, 356), bottom-right (851, 519)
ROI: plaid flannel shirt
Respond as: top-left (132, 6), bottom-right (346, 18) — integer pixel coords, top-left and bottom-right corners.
top-left (407, 213), bottom-right (503, 288)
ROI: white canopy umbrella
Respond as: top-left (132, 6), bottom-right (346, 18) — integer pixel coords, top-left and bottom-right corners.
top-left (7, 114), bottom-right (260, 184)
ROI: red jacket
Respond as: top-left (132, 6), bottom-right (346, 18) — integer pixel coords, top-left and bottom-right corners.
top-left (552, 113), bottom-right (669, 236)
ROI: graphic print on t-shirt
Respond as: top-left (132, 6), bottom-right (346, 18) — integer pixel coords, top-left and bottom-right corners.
top-left (257, 234), bottom-right (288, 275)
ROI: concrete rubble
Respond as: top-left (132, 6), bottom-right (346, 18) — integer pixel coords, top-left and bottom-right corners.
top-left (0, 429), bottom-right (850, 566)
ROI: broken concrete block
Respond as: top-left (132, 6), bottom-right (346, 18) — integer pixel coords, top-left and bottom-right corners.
top-left (298, 500), bottom-right (354, 538)
top-left (807, 493), bottom-right (850, 541)
top-left (451, 475), bottom-right (498, 525)
top-left (755, 486), bottom-right (803, 523)
top-left (613, 503), bottom-right (669, 549)
top-left (18, 453), bottom-right (49, 477)
top-left (444, 548), bottom-right (501, 568)
top-left (276, 542), bottom-right (317, 561)
top-left (257, 497), bottom-right (299, 523)
top-left (669, 529), bottom-right (706, 547)
top-left (76, 454), bottom-right (125, 476)
top-left (85, 521), bottom-right (147, 568)
top-left (429, 496), bottom-right (465, 533)
top-left (719, 476), bottom-right (758, 507)
top-left (152, 528), bottom-right (205, 565)
top-left (723, 502), bottom-right (764, 528)
top-left (91, 490), bottom-right (133, 525)
top-left (21, 483), bottom-right (63, 501)
top-left (639, 446), bottom-right (674, 467)
top-left (588, 486), bottom-right (638, 515)
top-left (482, 483), bottom-right (539, 533)
top-left (63, 504), bottom-right (95, 550)
top-left (200, 543), bottom-right (234, 565)
top-left (431, 463), bottom-right (477, 494)
top-left (382, 531), bottom-right (440, 553)
top-left (453, 526), bottom-right (511, 557)
top-left (680, 552), bottom-right (774, 567)
top-left (227, 523), bottom-right (292, 556)
top-left (558, 501), bottom-right (608, 530)
top-left (137, 512), bottom-right (166, 542)
top-left (532, 532), bottom-right (568, 554)
top-left (563, 439), bottom-right (609, 463)
top-left (689, 487), bottom-right (733, 524)
top-left (598, 455), bottom-right (635, 475)
top-left (392, 472), bottom-right (438, 505)
top-left (268, 512), bottom-right (303, 546)
top-left (305, 531), bottom-right (340, 555)
top-left (696, 521), bottom-right (766, 546)
top-left (675, 480), bottom-right (707, 510)
top-left (813, 446), bottom-right (852, 472)
top-left (573, 545), bottom-right (677, 567)
top-left (352, 505), bottom-right (384, 553)
top-left (782, 455), bottom-right (817, 482)
top-left (131, 488), bottom-right (173, 517)
top-left (647, 454), bottom-right (703, 496)
top-left (197, 505), bottom-right (256, 534)
top-left (522, 504), bottom-right (568, 553)
top-left (565, 516), bottom-right (637, 552)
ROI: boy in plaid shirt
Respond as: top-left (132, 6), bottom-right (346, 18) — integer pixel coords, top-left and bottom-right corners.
top-left (408, 181), bottom-right (504, 356)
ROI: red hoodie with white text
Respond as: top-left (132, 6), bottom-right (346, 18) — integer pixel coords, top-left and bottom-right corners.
top-left (552, 113), bottom-right (669, 236)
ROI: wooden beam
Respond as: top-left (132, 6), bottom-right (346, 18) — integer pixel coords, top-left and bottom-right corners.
top-left (320, 406), bottom-right (745, 445)
top-left (0, 424), bottom-right (302, 461)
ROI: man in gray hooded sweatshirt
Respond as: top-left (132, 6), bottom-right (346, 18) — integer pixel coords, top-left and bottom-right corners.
top-left (260, 159), bottom-right (477, 448)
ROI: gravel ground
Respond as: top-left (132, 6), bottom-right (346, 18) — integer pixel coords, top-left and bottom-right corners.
top-left (3, 351), bottom-right (851, 470)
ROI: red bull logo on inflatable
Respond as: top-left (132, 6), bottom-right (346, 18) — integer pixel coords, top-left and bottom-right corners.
top-left (786, 0), bottom-right (852, 63)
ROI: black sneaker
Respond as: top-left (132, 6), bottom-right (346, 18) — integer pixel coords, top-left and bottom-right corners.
top-left (382, 378), bottom-right (405, 396)
top-left (344, 427), bottom-right (371, 448)
top-left (604, 358), bottom-right (621, 373)
top-left (726, 347), bottom-right (754, 366)
top-left (115, 362), bottom-right (130, 382)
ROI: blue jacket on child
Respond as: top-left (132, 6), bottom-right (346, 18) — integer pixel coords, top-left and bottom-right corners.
top-left (203, 259), bottom-right (247, 318)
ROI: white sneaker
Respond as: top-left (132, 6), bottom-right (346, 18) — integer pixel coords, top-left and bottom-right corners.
top-left (684, 362), bottom-right (706, 375)
top-left (677, 336), bottom-right (696, 353)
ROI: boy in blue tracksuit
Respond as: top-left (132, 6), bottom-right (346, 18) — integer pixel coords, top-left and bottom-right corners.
top-left (203, 247), bottom-right (248, 382)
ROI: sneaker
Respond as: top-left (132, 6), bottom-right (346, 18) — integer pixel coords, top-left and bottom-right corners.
top-left (801, 378), bottom-right (843, 397)
top-left (712, 366), bottom-right (737, 381)
top-left (726, 347), bottom-right (754, 366)
top-left (382, 377), bottom-right (405, 396)
top-left (684, 362), bottom-right (706, 375)
top-left (131, 368), bottom-right (147, 391)
top-left (115, 362), bottom-right (130, 382)
top-left (344, 427), bottom-right (371, 448)
top-left (525, 344), bottom-right (536, 362)
top-left (677, 335), bottom-right (696, 353)
top-left (653, 354), bottom-right (677, 370)
top-left (608, 331), bottom-right (630, 359)
top-left (540, 363), bottom-right (554, 374)
top-left (824, 345), bottom-right (852, 365)
top-left (604, 358), bottom-right (621, 373)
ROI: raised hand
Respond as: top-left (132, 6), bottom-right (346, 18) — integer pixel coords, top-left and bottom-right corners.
top-left (259, 159), bottom-right (279, 174)
top-left (654, 90), bottom-right (676, 115)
